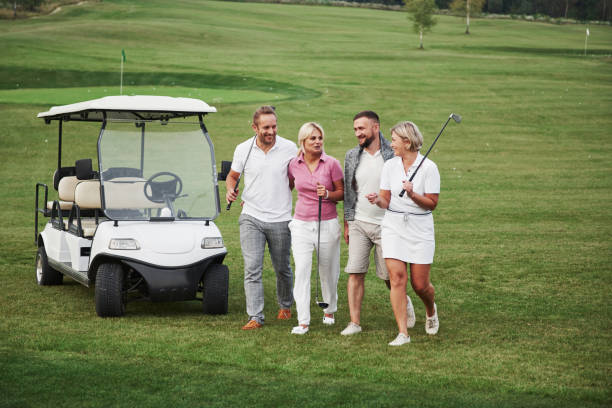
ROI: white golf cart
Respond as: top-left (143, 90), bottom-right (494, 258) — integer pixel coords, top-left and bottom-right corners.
top-left (34, 95), bottom-right (229, 317)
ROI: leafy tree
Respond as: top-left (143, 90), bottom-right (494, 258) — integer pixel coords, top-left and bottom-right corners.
top-left (450, 0), bottom-right (486, 34)
top-left (1, 0), bottom-right (44, 17)
top-left (405, 0), bottom-right (438, 49)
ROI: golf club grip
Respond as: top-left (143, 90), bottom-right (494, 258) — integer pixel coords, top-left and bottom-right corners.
top-left (226, 177), bottom-right (241, 210)
top-left (399, 171), bottom-right (418, 197)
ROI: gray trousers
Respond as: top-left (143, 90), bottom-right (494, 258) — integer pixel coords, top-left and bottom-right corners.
top-left (239, 213), bottom-right (293, 324)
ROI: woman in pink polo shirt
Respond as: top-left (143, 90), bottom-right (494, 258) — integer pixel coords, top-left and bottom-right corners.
top-left (288, 122), bottom-right (344, 335)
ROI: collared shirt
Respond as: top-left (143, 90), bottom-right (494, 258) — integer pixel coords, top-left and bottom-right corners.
top-left (343, 132), bottom-right (394, 222)
top-left (231, 135), bottom-right (297, 222)
top-left (288, 152), bottom-right (343, 221)
top-left (380, 154), bottom-right (440, 214)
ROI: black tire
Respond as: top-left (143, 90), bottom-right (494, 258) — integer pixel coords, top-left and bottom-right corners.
top-left (95, 263), bottom-right (126, 317)
top-left (36, 246), bottom-right (63, 285)
top-left (202, 264), bottom-right (229, 315)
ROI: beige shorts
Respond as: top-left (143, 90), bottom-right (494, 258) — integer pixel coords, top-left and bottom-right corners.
top-left (344, 219), bottom-right (389, 280)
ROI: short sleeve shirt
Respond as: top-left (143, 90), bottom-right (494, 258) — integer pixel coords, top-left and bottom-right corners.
top-left (231, 135), bottom-right (297, 222)
top-left (288, 152), bottom-right (344, 221)
top-left (380, 154), bottom-right (440, 214)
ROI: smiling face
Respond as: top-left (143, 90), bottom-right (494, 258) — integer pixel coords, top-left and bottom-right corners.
top-left (390, 131), bottom-right (410, 156)
top-left (303, 128), bottom-right (324, 156)
top-left (252, 113), bottom-right (277, 147)
top-left (353, 117), bottom-right (379, 148)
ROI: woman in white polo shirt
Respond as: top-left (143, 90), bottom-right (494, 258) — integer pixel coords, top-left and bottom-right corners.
top-left (366, 120), bottom-right (440, 346)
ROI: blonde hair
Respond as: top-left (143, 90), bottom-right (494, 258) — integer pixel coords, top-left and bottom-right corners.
top-left (390, 121), bottom-right (423, 152)
top-left (297, 122), bottom-right (325, 156)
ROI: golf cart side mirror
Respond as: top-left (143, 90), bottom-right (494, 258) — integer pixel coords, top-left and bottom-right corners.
top-left (218, 160), bottom-right (232, 181)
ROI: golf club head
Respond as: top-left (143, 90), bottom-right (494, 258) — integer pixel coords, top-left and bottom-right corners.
top-left (317, 301), bottom-right (329, 309)
top-left (450, 113), bottom-right (462, 123)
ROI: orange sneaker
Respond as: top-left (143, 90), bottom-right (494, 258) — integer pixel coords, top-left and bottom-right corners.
top-left (277, 309), bottom-right (291, 320)
top-left (241, 319), bottom-right (263, 330)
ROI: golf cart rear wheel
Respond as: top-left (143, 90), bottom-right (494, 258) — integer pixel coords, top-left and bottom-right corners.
top-left (95, 263), bottom-right (126, 317)
top-left (36, 246), bottom-right (63, 285)
top-left (202, 264), bottom-right (229, 315)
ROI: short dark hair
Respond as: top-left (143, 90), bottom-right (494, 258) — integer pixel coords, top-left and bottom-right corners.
top-left (253, 105), bottom-right (276, 126)
top-left (353, 110), bottom-right (379, 124)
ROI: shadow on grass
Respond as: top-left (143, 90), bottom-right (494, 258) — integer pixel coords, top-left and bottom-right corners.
top-left (1, 349), bottom-right (603, 408)
top-left (0, 66), bottom-right (321, 101)
top-left (54, 276), bottom-right (247, 318)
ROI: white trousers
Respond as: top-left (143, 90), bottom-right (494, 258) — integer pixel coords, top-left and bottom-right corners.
top-left (289, 218), bottom-right (341, 326)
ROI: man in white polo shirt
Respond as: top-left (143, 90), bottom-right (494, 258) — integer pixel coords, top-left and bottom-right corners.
top-left (226, 106), bottom-right (298, 330)
top-left (341, 110), bottom-right (416, 336)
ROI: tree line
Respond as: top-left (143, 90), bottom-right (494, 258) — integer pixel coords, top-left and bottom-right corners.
top-left (339, 0), bottom-right (610, 21)
top-left (3, 0), bottom-right (609, 21)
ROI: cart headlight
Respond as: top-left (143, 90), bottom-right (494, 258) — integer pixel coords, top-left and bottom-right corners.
top-left (202, 237), bottom-right (224, 249)
top-left (109, 238), bottom-right (140, 250)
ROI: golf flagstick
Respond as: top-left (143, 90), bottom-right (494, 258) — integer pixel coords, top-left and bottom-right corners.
top-left (315, 195), bottom-right (328, 309)
top-left (226, 135), bottom-right (256, 210)
top-left (399, 113), bottom-right (461, 197)
top-left (120, 49), bottom-right (126, 95)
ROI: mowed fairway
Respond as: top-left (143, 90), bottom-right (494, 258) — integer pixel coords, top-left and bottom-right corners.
top-left (1, 1), bottom-right (611, 407)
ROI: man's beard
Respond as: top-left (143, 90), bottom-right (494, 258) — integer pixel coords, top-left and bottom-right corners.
top-left (361, 133), bottom-right (375, 148)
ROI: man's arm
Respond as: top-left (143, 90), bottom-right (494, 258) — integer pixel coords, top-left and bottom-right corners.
top-left (225, 169), bottom-right (241, 204)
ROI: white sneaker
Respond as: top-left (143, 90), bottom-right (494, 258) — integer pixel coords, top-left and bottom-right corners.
top-left (406, 295), bottom-right (416, 328)
top-left (323, 315), bottom-right (335, 325)
top-left (425, 303), bottom-right (439, 335)
top-left (340, 322), bottom-right (362, 336)
top-left (388, 333), bottom-right (411, 346)
top-left (291, 325), bottom-right (309, 335)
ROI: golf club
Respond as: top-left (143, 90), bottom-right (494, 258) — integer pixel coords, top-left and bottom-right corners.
top-left (315, 196), bottom-right (329, 309)
top-left (226, 135), bottom-right (256, 210)
top-left (399, 113), bottom-right (462, 197)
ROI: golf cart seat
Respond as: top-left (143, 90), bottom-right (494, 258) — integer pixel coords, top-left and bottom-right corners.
top-left (47, 175), bottom-right (79, 211)
top-left (53, 166), bottom-right (76, 190)
top-left (74, 180), bottom-right (102, 210)
top-left (74, 181), bottom-right (104, 237)
top-left (46, 159), bottom-right (99, 211)
top-left (103, 177), bottom-right (165, 210)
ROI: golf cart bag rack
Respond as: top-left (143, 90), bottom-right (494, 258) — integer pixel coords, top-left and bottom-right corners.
top-left (35, 162), bottom-right (104, 242)
top-left (35, 183), bottom-right (50, 242)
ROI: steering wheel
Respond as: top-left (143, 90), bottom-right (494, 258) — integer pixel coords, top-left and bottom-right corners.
top-left (144, 171), bottom-right (183, 203)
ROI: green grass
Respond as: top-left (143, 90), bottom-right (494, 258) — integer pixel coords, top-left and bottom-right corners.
top-left (0, 86), bottom-right (286, 105)
top-left (1, 0), bottom-right (611, 407)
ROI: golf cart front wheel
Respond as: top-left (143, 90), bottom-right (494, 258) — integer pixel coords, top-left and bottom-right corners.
top-left (36, 246), bottom-right (63, 286)
top-left (202, 264), bottom-right (229, 315)
top-left (95, 263), bottom-right (126, 317)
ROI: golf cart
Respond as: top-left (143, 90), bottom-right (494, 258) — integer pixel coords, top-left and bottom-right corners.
top-left (34, 95), bottom-right (229, 317)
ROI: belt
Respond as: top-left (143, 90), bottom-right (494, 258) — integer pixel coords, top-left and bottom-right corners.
top-left (386, 208), bottom-right (431, 222)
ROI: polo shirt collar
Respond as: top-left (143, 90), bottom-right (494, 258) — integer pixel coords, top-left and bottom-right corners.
top-left (254, 136), bottom-right (279, 152)
top-left (406, 153), bottom-right (424, 169)
top-left (297, 151), bottom-right (329, 163)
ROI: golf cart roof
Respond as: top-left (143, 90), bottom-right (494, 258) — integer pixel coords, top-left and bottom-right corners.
top-left (37, 95), bottom-right (217, 122)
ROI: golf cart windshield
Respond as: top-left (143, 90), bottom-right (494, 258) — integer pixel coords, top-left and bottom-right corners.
top-left (99, 121), bottom-right (219, 221)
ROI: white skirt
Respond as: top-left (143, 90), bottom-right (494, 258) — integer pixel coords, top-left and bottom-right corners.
top-left (381, 211), bottom-right (435, 264)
